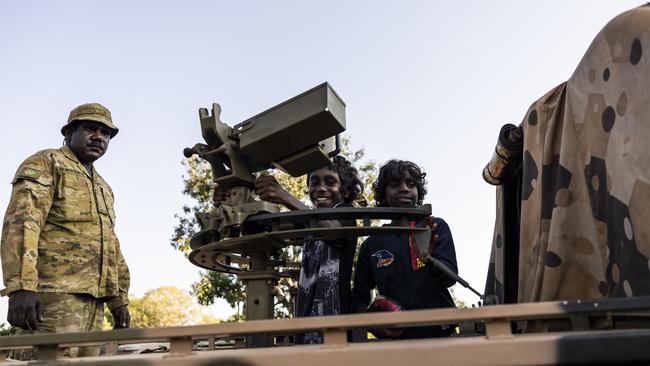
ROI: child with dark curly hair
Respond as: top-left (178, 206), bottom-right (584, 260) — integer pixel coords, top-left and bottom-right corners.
top-left (352, 160), bottom-right (458, 339)
top-left (253, 155), bottom-right (363, 344)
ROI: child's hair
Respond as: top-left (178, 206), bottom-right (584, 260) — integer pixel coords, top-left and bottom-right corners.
top-left (307, 156), bottom-right (364, 203)
top-left (373, 160), bottom-right (427, 207)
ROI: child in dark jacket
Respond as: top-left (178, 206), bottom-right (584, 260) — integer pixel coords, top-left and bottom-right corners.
top-left (352, 160), bottom-right (458, 338)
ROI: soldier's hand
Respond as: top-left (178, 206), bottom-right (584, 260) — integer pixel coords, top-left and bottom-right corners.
top-left (112, 305), bottom-right (130, 329)
top-left (425, 216), bottom-right (439, 256)
top-left (8, 290), bottom-right (43, 330)
top-left (212, 184), bottom-right (230, 207)
top-left (255, 175), bottom-right (289, 205)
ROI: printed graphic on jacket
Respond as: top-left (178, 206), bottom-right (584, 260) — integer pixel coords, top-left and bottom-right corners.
top-left (371, 249), bottom-right (394, 268)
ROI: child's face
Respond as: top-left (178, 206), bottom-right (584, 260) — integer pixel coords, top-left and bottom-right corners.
top-left (308, 168), bottom-right (344, 209)
top-left (384, 171), bottom-right (418, 208)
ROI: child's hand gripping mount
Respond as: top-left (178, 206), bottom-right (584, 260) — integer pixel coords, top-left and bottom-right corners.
top-left (411, 220), bottom-right (484, 299)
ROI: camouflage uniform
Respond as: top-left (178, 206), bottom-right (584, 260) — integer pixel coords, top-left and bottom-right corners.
top-left (484, 5), bottom-right (650, 330)
top-left (1, 144), bottom-right (129, 356)
top-left (8, 293), bottom-right (105, 359)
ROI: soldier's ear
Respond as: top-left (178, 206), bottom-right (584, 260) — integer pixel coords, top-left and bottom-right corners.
top-left (63, 127), bottom-right (72, 145)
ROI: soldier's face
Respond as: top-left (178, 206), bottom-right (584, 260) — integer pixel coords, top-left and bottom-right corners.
top-left (384, 171), bottom-right (418, 208)
top-left (67, 121), bottom-right (112, 164)
top-left (308, 168), bottom-right (344, 209)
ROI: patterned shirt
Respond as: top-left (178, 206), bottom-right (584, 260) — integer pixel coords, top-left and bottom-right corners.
top-left (295, 202), bottom-right (356, 344)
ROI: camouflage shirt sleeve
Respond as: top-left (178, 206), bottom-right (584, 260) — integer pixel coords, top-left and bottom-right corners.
top-left (106, 235), bottom-right (130, 311)
top-left (1, 153), bottom-right (55, 295)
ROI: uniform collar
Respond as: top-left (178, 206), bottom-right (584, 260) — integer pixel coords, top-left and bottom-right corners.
top-left (60, 145), bottom-right (95, 179)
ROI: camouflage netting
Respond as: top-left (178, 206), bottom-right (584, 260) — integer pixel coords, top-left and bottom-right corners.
top-left (485, 5), bottom-right (650, 312)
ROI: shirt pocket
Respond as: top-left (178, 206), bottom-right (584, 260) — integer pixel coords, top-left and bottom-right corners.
top-left (50, 170), bottom-right (95, 222)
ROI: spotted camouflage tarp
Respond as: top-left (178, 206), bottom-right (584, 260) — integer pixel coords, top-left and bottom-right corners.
top-left (485, 5), bottom-right (650, 312)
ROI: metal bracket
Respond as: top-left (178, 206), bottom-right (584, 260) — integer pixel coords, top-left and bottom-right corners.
top-left (35, 344), bottom-right (61, 361)
top-left (169, 336), bottom-right (193, 356)
top-left (485, 318), bottom-right (513, 339)
top-left (323, 328), bottom-right (348, 345)
top-left (105, 341), bottom-right (118, 355)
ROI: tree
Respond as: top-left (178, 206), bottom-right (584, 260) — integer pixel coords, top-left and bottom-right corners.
top-left (0, 323), bottom-right (10, 336)
top-left (171, 135), bottom-right (377, 319)
top-left (105, 286), bottom-right (214, 329)
top-left (170, 156), bottom-right (212, 255)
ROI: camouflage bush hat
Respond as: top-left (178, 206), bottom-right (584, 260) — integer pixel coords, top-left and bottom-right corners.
top-left (61, 103), bottom-right (119, 138)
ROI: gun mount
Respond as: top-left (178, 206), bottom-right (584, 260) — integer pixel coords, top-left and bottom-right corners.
top-left (183, 83), bottom-right (347, 344)
top-left (183, 83), bottom-right (346, 244)
top-left (183, 83), bottom-right (443, 347)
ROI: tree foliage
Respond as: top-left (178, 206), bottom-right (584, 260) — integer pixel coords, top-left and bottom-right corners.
top-left (0, 323), bottom-right (10, 336)
top-left (172, 135), bottom-right (377, 319)
top-left (105, 286), bottom-right (216, 329)
top-left (171, 156), bottom-right (212, 254)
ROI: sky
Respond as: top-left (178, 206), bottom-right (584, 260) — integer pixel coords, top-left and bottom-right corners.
top-left (0, 1), bottom-right (644, 322)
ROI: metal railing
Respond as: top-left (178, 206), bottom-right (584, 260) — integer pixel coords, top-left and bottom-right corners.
top-left (0, 296), bottom-right (649, 364)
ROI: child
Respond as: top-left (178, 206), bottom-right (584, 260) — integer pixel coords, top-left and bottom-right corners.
top-left (253, 156), bottom-right (363, 343)
top-left (352, 160), bottom-right (457, 338)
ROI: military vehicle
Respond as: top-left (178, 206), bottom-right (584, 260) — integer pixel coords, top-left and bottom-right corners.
top-left (1, 4), bottom-right (649, 365)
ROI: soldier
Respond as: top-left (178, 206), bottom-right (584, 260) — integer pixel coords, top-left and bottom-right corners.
top-left (1, 103), bottom-right (130, 359)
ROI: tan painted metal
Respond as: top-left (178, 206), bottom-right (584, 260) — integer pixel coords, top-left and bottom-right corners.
top-left (0, 299), bottom-right (648, 364)
top-left (0, 301), bottom-right (566, 351)
top-left (485, 318), bottom-right (513, 339)
top-left (7, 329), bottom-right (649, 366)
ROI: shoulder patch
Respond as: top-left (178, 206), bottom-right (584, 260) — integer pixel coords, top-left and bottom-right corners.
top-left (12, 166), bottom-right (52, 186)
top-left (11, 151), bottom-right (54, 185)
top-left (19, 167), bottom-right (42, 179)
top-left (371, 249), bottom-right (394, 268)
